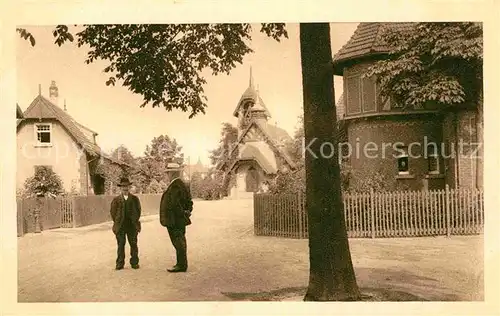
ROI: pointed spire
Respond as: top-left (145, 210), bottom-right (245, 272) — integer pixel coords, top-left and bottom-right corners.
top-left (38, 84), bottom-right (41, 96)
top-left (64, 99), bottom-right (67, 111)
top-left (249, 66), bottom-right (254, 88)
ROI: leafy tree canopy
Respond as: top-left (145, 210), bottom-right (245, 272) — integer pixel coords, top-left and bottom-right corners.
top-left (136, 134), bottom-right (184, 185)
top-left (17, 24), bottom-right (287, 118)
top-left (110, 144), bottom-right (136, 167)
top-left (365, 22), bottom-right (483, 109)
top-left (209, 122), bottom-right (238, 166)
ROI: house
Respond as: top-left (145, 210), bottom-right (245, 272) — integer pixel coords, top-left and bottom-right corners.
top-left (333, 23), bottom-right (482, 191)
top-left (16, 104), bottom-right (24, 119)
top-left (182, 157), bottom-right (210, 181)
top-left (16, 81), bottom-right (129, 195)
top-left (216, 69), bottom-right (297, 199)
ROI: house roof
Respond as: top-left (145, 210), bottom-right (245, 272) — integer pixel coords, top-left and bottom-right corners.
top-left (184, 158), bottom-right (210, 176)
top-left (335, 93), bottom-right (345, 119)
top-left (16, 104), bottom-right (23, 119)
top-left (333, 22), bottom-right (415, 75)
top-left (19, 95), bottom-right (102, 156)
top-left (17, 94), bottom-right (128, 167)
top-left (216, 119), bottom-right (296, 173)
top-left (229, 141), bottom-right (278, 174)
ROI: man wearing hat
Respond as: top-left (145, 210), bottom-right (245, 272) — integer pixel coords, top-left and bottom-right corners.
top-left (110, 176), bottom-right (142, 270)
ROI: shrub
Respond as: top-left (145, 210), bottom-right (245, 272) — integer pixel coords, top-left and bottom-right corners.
top-left (23, 166), bottom-right (64, 197)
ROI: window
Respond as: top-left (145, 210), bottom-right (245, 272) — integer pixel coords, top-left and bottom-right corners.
top-left (361, 76), bottom-right (377, 112)
top-left (35, 123), bottom-right (52, 146)
top-left (395, 145), bottom-right (409, 174)
top-left (346, 72), bottom-right (380, 115)
top-left (427, 145), bottom-right (440, 174)
top-left (345, 75), bottom-right (361, 115)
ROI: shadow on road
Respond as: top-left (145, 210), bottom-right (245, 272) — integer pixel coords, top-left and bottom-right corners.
top-left (222, 267), bottom-right (462, 301)
top-left (222, 286), bottom-right (431, 301)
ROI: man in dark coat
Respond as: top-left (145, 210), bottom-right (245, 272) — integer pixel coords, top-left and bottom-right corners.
top-left (110, 176), bottom-right (142, 270)
top-left (159, 177), bottom-right (193, 272)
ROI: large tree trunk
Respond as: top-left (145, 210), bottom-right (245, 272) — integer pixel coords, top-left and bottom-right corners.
top-left (299, 23), bottom-right (361, 301)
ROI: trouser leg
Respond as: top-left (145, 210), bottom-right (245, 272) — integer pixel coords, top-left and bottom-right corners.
top-left (168, 227), bottom-right (187, 268)
top-left (126, 228), bottom-right (139, 266)
top-left (115, 230), bottom-right (126, 267)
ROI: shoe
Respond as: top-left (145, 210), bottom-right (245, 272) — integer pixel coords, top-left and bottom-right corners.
top-left (167, 265), bottom-right (187, 273)
top-left (131, 264), bottom-right (140, 269)
top-left (115, 265), bottom-right (124, 270)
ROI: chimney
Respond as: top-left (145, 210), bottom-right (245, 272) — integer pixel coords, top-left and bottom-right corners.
top-left (49, 81), bottom-right (59, 106)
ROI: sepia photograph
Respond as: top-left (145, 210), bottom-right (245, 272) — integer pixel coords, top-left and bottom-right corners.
top-left (2, 1), bottom-right (499, 313)
top-left (12, 21), bottom-right (485, 303)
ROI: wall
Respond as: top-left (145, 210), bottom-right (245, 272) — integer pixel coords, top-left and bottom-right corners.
top-left (17, 120), bottom-right (84, 194)
top-left (347, 114), bottom-right (444, 191)
top-left (228, 161), bottom-right (271, 198)
top-left (442, 110), bottom-right (480, 189)
top-left (343, 61), bottom-right (439, 118)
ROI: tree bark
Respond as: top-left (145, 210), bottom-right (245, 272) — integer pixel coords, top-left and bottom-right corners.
top-left (299, 23), bottom-right (361, 301)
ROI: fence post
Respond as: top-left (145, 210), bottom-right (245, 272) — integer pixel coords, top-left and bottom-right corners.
top-left (71, 196), bottom-right (77, 228)
top-left (18, 199), bottom-right (24, 237)
top-left (297, 191), bottom-right (303, 238)
top-left (370, 188), bottom-right (375, 238)
top-left (446, 184), bottom-right (451, 237)
top-left (253, 193), bottom-right (258, 236)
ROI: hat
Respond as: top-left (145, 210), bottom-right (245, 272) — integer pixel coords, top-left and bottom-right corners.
top-left (117, 177), bottom-right (132, 187)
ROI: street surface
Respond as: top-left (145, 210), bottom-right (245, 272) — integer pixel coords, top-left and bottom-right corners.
top-left (18, 199), bottom-right (483, 302)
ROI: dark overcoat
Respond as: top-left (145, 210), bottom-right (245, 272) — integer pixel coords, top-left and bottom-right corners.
top-left (110, 194), bottom-right (142, 234)
top-left (159, 178), bottom-right (193, 228)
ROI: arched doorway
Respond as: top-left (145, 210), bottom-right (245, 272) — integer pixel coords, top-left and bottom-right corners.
top-left (245, 166), bottom-right (259, 192)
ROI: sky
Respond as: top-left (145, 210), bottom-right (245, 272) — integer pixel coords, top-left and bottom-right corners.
top-left (16, 23), bottom-right (358, 166)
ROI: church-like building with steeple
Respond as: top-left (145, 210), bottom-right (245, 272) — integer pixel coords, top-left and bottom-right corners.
top-left (216, 68), bottom-right (296, 199)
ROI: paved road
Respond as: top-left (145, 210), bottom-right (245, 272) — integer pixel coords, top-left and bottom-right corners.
top-left (17, 199), bottom-right (483, 302)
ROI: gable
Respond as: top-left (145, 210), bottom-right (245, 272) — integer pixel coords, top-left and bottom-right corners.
top-left (223, 120), bottom-right (296, 171)
top-left (20, 95), bottom-right (101, 156)
top-left (17, 119), bottom-right (84, 150)
top-left (242, 124), bottom-right (266, 143)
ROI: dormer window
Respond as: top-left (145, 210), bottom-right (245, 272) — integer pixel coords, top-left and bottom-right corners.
top-left (35, 123), bottom-right (52, 146)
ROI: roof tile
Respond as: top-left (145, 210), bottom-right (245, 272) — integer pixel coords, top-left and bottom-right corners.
top-left (333, 22), bottom-right (415, 66)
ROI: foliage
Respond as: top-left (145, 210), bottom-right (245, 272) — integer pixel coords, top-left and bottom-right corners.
top-left (190, 171), bottom-right (224, 200)
top-left (110, 145), bottom-right (136, 167)
top-left (17, 24), bottom-right (287, 118)
top-left (146, 179), bottom-right (168, 194)
top-left (209, 122), bottom-right (239, 167)
top-left (268, 161), bottom-right (352, 194)
top-left (283, 115), bottom-right (305, 162)
top-left (23, 166), bottom-right (64, 197)
top-left (365, 22), bottom-right (483, 109)
top-left (269, 114), bottom-right (351, 195)
top-left (135, 134), bottom-right (184, 190)
top-left (346, 169), bottom-right (392, 193)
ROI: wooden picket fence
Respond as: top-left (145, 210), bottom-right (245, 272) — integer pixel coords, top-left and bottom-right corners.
top-left (254, 187), bottom-right (484, 239)
top-left (17, 194), bottom-right (163, 236)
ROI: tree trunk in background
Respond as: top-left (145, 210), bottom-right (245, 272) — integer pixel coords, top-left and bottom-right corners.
top-left (299, 23), bottom-right (361, 301)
